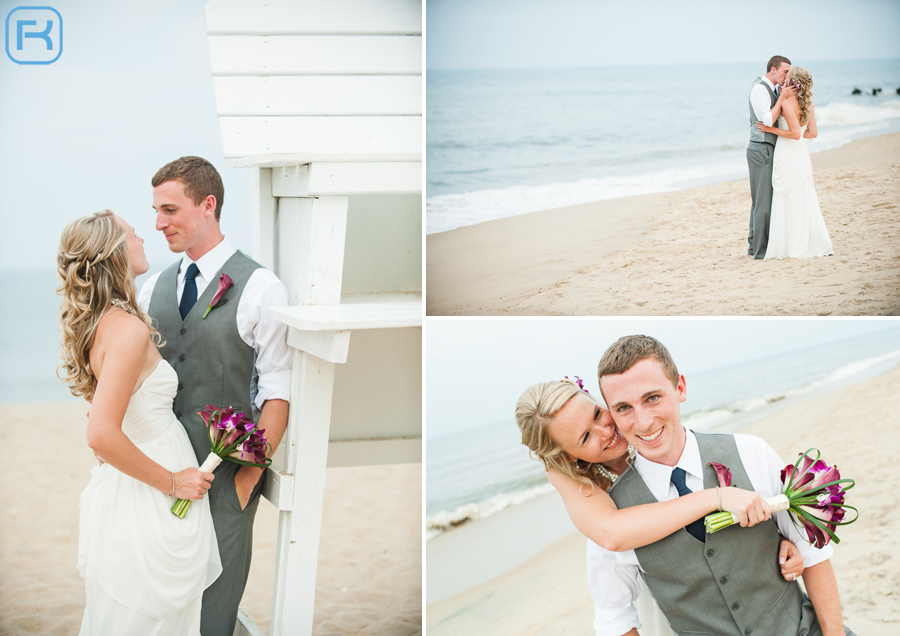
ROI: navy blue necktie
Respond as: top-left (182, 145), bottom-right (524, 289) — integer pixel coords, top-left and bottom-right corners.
top-left (671, 467), bottom-right (706, 542)
top-left (179, 263), bottom-right (200, 319)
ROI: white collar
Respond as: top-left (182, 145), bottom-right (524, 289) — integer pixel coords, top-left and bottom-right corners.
top-left (180, 236), bottom-right (236, 282)
top-left (761, 76), bottom-right (778, 92)
top-left (633, 427), bottom-right (702, 501)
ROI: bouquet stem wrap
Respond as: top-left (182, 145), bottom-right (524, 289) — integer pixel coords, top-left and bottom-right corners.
top-left (171, 405), bottom-right (271, 519)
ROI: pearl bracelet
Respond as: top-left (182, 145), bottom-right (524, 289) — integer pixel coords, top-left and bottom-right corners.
top-left (716, 486), bottom-right (722, 512)
top-left (170, 471), bottom-right (175, 497)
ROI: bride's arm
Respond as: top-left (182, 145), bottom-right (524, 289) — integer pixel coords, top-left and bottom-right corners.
top-left (755, 99), bottom-right (803, 140)
top-left (87, 311), bottom-right (211, 500)
top-left (547, 468), bottom-right (771, 551)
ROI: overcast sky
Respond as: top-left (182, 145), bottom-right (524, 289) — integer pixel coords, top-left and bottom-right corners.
top-left (0, 0), bottom-right (252, 273)
top-left (427, 0), bottom-right (900, 70)
top-left (426, 319), bottom-right (900, 439)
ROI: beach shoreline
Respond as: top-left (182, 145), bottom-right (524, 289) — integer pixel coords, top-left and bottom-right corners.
top-left (0, 402), bottom-right (421, 635)
top-left (426, 362), bottom-right (900, 635)
top-left (426, 131), bottom-right (900, 316)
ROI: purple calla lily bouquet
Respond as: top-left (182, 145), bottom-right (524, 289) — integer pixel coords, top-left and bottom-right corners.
top-left (171, 404), bottom-right (272, 519)
top-left (704, 448), bottom-right (857, 548)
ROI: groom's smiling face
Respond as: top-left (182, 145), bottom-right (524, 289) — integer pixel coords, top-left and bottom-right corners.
top-left (600, 357), bottom-right (687, 467)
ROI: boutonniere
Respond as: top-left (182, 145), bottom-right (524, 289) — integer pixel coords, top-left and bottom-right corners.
top-left (202, 273), bottom-right (234, 318)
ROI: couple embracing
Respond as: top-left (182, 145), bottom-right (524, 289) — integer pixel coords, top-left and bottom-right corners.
top-left (747, 55), bottom-right (833, 260)
top-left (517, 335), bottom-right (854, 636)
top-left (58, 156), bottom-right (291, 635)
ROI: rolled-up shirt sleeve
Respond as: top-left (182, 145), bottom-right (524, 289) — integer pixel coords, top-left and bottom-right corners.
top-left (750, 83), bottom-right (774, 127)
top-left (587, 540), bottom-right (643, 636)
top-left (238, 268), bottom-right (292, 409)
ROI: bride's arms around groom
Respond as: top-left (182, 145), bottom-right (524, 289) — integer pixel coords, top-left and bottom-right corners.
top-left (86, 307), bottom-right (213, 501)
top-left (546, 468), bottom-right (769, 551)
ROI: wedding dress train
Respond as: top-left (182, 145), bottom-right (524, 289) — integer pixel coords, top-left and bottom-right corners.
top-left (78, 360), bottom-right (221, 635)
top-left (764, 116), bottom-right (833, 259)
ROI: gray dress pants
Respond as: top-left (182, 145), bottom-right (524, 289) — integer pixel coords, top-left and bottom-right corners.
top-left (747, 140), bottom-right (775, 259)
top-left (200, 461), bottom-right (266, 636)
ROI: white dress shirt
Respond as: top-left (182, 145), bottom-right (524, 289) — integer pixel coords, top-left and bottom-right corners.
top-left (138, 237), bottom-right (291, 410)
top-left (589, 428), bottom-right (834, 636)
top-left (750, 76), bottom-right (779, 127)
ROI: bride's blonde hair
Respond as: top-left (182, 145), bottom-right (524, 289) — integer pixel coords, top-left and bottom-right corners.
top-left (516, 379), bottom-right (613, 492)
top-left (57, 210), bottom-right (162, 401)
top-left (788, 66), bottom-right (814, 124)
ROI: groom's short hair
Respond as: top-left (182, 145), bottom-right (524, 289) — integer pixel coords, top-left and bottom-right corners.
top-left (152, 156), bottom-right (225, 222)
top-left (597, 335), bottom-right (680, 391)
top-left (767, 55), bottom-right (791, 73)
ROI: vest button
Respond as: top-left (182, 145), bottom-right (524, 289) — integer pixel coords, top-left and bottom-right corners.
top-left (178, 354), bottom-right (186, 362)
top-left (180, 328), bottom-right (187, 335)
top-left (745, 629), bottom-right (753, 636)
top-left (732, 602), bottom-right (741, 611)
top-left (719, 576), bottom-right (728, 584)
top-left (178, 383), bottom-right (184, 390)
top-left (175, 411), bottom-right (183, 418)
top-left (706, 549), bottom-right (715, 557)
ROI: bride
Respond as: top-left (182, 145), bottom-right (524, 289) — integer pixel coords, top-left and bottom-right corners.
top-left (58, 210), bottom-right (221, 635)
top-left (756, 67), bottom-right (834, 259)
top-left (516, 378), bottom-right (805, 636)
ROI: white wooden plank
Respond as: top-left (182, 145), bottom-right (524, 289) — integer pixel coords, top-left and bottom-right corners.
top-left (272, 165), bottom-right (310, 198)
top-left (251, 167), bottom-right (275, 269)
top-left (277, 196), bottom-right (349, 306)
top-left (309, 162), bottom-right (421, 195)
top-left (326, 438), bottom-right (421, 468)
top-left (268, 301), bottom-right (422, 330)
top-left (218, 116), bottom-right (421, 161)
top-left (212, 76), bottom-right (421, 116)
top-left (286, 328), bottom-right (351, 364)
top-left (208, 35), bottom-right (421, 76)
top-left (233, 608), bottom-right (266, 636)
top-left (270, 350), bottom-right (337, 636)
top-left (260, 463), bottom-right (296, 511)
top-left (205, 0), bottom-right (422, 36)
top-left (269, 162), bottom-right (421, 196)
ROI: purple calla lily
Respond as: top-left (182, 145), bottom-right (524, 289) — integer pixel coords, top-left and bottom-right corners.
top-left (171, 404), bottom-right (273, 519)
top-left (202, 273), bottom-right (234, 319)
top-left (704, 448), bottom-right (857, 546)
top-left (708, 462), bottom-right (733, 488)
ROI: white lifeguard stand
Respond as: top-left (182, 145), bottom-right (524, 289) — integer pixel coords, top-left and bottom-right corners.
top-left (201, 2), bottom-right (422, 634)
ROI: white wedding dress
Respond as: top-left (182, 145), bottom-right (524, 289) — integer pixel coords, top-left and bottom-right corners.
top-left (78, 360), bottom-right (221, 636)
top-left (764, 116), bottom-right (834, 259)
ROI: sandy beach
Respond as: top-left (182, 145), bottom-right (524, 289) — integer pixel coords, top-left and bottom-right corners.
top-left (426, 362), bottom-right (900, 635)
top-left (0, 400), bottom-right (421, 636)
top-left (427, 132), bottom-right (900, 316)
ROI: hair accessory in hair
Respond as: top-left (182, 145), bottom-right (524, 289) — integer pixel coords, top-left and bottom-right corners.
top-left (563, 375), bottom-right (589, 393)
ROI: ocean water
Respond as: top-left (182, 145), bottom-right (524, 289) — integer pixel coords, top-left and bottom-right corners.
top-left (426, 58), bottom-right (900, 234)
top-left (425, 326), bottom-right (900, 539)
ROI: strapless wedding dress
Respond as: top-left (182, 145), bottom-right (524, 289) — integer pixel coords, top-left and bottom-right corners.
top-left (765, 116), bottom-right (834, 259)
top-left (77, 360), bottom-right (221, 635)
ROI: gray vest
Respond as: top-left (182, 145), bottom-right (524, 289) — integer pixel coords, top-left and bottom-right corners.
top-left (148, 251), bottom-right (262, 463)
top-left (609, 432), bottom-right (811, 636)
top-left (749, 78), bottom-right (778, 146)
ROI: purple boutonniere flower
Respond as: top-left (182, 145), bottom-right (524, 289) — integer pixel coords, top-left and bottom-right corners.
top-left (202, 273), bottom-right (233, 318)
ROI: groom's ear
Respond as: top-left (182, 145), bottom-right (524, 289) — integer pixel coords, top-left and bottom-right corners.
top-left (203, 194), bottom-right (217, 218)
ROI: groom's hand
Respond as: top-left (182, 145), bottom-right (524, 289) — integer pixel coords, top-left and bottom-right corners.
top-left (235, 466), bottom-right (262, 510)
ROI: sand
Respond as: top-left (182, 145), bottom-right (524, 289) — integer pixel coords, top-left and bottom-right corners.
top-left (426, 132), bottom-right (900, 315)
top-left (426, 362), bottom-right (900, 635)
top-left (0, 400), bottom-right (421, 636)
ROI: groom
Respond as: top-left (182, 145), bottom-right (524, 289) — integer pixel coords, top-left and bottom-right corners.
top-left (590, 335), bottom-right (854, 636)
top-left (138, 156), bottom-right (291, 636)
top-left (747, 55), bottom-right (797, 259)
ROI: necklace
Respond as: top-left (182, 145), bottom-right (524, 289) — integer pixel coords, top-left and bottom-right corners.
top-left (595, 445), bottom-right (637, 484)
top-left (111, 298), bottom-right (138, 316)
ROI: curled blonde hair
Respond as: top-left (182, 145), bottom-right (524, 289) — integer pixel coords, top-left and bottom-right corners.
top-left (57, 210), bottom-right (163, 401)
top-left (788, 66), bottom-right (814, 125)
top-left (516, 379), bottom-right (612, 492)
